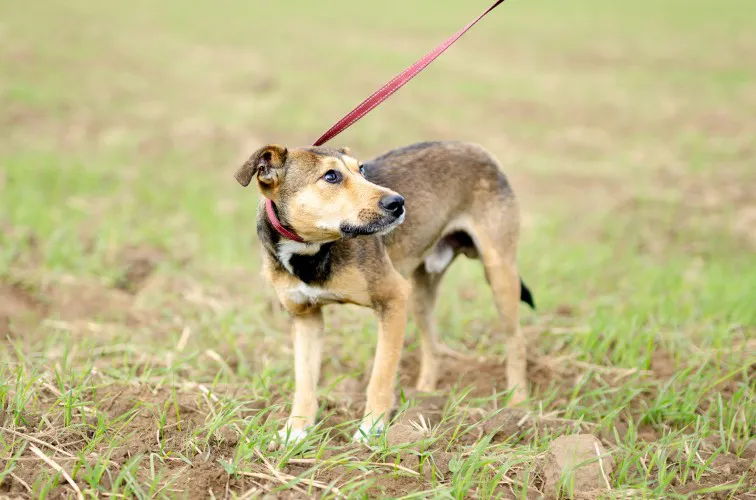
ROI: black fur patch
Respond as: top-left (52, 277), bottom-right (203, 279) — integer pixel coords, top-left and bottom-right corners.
top-left (288, 243), bottom-right (335, 284)
top-left (520, 278), bottom-right (536, 309)
top-left (257, 202), bottom-right (355, 285)
top-left (340, 221), bottom-right (394, 237)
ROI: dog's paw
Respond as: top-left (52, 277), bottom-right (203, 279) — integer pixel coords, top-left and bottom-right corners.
top-left (267, 427), bottom-right (309, 451)
top-left (415, 374), bottom-right (438, 393)
top-left (507, 387), bottom-right (529, 407)
top-left (352, 419), bottom-right (385, 444)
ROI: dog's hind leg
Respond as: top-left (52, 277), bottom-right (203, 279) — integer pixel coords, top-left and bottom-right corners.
top-left (412, 260), bottom-right (481, 392)
top-left (475, 231), bottom-right (528, 406)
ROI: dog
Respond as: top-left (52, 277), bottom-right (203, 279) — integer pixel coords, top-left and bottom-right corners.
top-left (234, 140), bottom-right (535, 445)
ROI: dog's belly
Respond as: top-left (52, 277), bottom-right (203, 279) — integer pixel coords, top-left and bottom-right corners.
top-left (387, 218), bottom-right (480, 277)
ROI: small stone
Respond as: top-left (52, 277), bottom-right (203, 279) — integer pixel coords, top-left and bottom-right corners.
top-left (432, 451), bottom-right (453, 475)
top-left (213, 424), bottom-right (239, 446)
top-left (482, 408), bottom-right (528, 437)
top-left (541, 434), bottom-right (613, 497)
top-left (386, 424), bottom-right (425, 446)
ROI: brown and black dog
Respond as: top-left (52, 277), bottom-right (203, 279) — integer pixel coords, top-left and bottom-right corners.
top-left (234, 141), bottom-right (534, 445)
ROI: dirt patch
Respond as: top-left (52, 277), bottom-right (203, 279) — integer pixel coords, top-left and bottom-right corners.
top-left (672, 452), bottom-right (755, 498)
top-left (0, 382), bottom-right (248, 499)
top-left (398, 350), bottom-right (565, 403)
top-left (0, 283), bottom-right (44, 320)
top-left (733, 205), bottom-right (756, 248)
top-left (327, 376), bottom-right (595, 449)
top-left (474, 408), bottom-right (594, 451)
top-left (507, 169), bottom-right (628, 216)
top-left (2, 273), bottom-right (143, 339)
top-left (0, 282), bottom-right (47, 339)
top-left (649, 349), bottom-right (677, 379)
top-left (0, 223), bottom-right (43, 269)
top-left (41, 278), bottom-right (139, 325)
top-left (296, 441), bottom-right (455, 497)
top-left (113, 244), bottom-right (166, 294)
top-left (0, 362), bottom-right (750, 499)
top-left (605, 167), bottom-right (756, 255)
top-left (180, 462), bottom-right (236, 500)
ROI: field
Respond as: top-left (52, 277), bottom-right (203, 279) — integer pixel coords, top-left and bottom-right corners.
top-left (1, 0), bottom-right (755, 498)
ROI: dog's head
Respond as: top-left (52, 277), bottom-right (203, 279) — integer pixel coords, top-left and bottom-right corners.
top-left (235, 144), bottom-right (405, 242)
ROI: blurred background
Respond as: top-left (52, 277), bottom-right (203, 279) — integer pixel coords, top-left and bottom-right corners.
top-left (2, 0), bottom-right (754, 268)
top-left (0, 0), bottom-right (754, 496)
top-left (3, 0), bottom-right (754, 328)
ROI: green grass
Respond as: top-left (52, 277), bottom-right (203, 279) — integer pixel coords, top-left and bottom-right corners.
top-left (1, 0), bottom-right (754, 497)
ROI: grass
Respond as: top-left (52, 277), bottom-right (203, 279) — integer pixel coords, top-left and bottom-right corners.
top-left (1, 0), bottom-right (755, 498)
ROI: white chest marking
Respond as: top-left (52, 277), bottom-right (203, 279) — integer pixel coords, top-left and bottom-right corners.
top-left (287, 282), bottom-right (341, 305)
top-left (277, 240), bottom-right (321, 275)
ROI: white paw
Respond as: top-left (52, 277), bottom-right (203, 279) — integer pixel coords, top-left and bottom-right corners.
top-left (352, 419), bottom-right (385, 443)
top-left (268, 427), bottom-right (308, 450)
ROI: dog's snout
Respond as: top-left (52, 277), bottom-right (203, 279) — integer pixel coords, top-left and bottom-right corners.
top-left (379, 194), bottom-right (405, 216)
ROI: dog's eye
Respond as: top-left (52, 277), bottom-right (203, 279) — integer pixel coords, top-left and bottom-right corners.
top-left (359, 164), bottom-right (366, 176)
top-left (323, 170), bottom-right (342, 184)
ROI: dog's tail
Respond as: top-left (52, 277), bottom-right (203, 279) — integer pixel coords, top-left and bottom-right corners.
top-left (520, 277), bottom-right (535, 310)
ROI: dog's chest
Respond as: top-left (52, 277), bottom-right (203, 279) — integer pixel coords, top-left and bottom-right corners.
top-left (268, 239), bottom-right (372, 311)
top-left (285, 282), bottom-right (342, 306)
top-left (276, 240), bottom-right (335, 284)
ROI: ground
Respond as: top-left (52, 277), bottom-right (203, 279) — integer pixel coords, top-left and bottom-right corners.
top-left (0, 0), bottom-right (754, 498)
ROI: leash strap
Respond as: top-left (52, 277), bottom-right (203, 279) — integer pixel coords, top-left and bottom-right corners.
top-left (312, 0), bottom-right (507, 146)
top-left (267, 0), bottom-right (506, 242)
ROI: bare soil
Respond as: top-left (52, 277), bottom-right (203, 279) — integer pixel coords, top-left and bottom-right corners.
top-left (1, 265), bottom-right (754, 498)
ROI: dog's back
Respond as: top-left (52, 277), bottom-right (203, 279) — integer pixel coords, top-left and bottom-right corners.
top-left (363, 141), bottom-right (520, 278)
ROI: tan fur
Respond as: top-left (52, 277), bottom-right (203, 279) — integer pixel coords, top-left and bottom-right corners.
top-left (282, 154), bottom-right (393, 242)
top-left (237, 141), bottom-right (531, 445)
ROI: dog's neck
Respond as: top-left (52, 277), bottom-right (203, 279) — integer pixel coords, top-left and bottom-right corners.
top-left (257, 202), bottom-right (337, 284)
top-left (264, 199), bottom-right (304, 243)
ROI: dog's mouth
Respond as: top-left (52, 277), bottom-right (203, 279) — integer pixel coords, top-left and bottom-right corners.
top-left (339, 210), bottom-right (406, 238)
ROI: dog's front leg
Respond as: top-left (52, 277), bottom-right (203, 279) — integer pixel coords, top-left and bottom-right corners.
top-left (354, 274), bottom-right (410, 442)
top-left (277, 308), bottom-right (323, 446)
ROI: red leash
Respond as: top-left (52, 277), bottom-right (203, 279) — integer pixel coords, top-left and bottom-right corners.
top-left (313, 0), bottom-right (507, 146)
top-left (267, 0), bottom-right (508, 243)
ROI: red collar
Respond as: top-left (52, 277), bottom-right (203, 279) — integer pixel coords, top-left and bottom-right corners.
top-left (265, 199), bottom-right (304, 243)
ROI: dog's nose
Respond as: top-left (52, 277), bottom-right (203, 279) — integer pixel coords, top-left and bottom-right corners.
top-left (379, 194), bottom-right (405, 216)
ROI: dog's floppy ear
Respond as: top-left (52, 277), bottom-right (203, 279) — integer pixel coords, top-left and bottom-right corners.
top-left (234, 144), bottom-right (288, 187)
top-left (339, 147), bottom-right (352, 157)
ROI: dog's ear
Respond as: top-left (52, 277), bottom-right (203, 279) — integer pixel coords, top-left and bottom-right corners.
top-left (234, 145), bottom-right (288, 187)
top-left (339, 147), bottom-right (352, 157)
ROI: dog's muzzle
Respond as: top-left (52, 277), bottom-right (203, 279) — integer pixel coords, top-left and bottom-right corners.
top-left (340, 200), bottom-right (406, 238)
